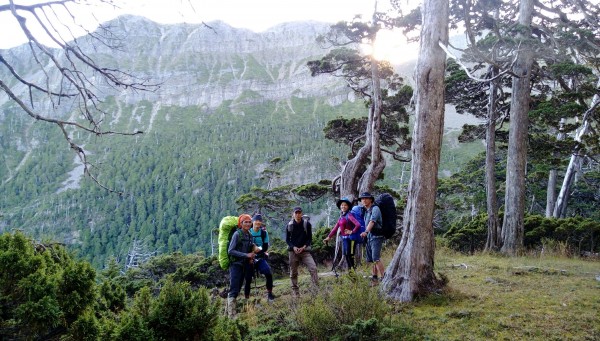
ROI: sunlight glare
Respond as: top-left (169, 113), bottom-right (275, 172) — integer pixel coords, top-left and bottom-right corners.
top-left (363, 29), bottom-right (419, 65)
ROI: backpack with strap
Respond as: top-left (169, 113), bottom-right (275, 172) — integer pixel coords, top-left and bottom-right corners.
top-left (375, 193), bottom-right (397, 239)
top-left (287, 219), bottom-right (308, 234)
top-left (348, 206), bottom-right (366, 243)
top-left (217, 216), bottom-right (239, 269)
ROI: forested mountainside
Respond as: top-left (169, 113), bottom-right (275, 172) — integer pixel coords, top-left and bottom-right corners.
top-left (0, 16), bottom-right (479, 267)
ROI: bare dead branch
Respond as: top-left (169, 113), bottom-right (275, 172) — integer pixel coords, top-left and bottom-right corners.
top-left (440, 40), bottom-right (517, 82)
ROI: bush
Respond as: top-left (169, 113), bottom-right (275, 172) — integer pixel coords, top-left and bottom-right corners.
top-left (443, 214), bottom-right (487, 253)
top-left (442, 214), bottom-right (600, 254)
top-left (294, 273), bottom-right (391, 339)
top-left (0, 232), bottom-right (98, 340)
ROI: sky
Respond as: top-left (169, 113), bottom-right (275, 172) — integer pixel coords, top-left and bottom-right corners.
top-left (0, 0), bottom-right (415, 48)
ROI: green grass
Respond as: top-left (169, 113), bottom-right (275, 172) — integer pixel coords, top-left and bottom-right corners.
top-left (239, 246), bottom-right (599, 340)
top-left (408, 247), bottom-right (599, 340)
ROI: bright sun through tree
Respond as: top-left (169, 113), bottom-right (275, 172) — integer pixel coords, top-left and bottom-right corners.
top-left (362, 29), bottom-right (419, 64)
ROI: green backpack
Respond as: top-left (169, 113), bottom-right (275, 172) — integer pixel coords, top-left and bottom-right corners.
top-left (218, 216), bottom-right (239, 269)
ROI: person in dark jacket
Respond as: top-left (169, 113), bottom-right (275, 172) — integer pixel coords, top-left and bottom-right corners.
top-left (285, 206), bottom-right (319, 297)
top-left (227, 214), bottom-right (256, 318)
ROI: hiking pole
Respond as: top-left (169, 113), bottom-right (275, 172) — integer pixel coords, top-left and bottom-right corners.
top-left (331, 229), bottom-right (341, 277)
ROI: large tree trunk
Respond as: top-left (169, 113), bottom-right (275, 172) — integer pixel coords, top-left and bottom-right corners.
top-left (501, 0), bottom-right (534, 256)
top-left (381, 0), bottom-right (448, 302)
top-left (484, 67), bottom-right (501, 252)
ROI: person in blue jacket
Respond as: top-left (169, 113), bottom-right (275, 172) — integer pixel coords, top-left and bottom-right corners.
top-left (249, 213), bottom-right (275, 301)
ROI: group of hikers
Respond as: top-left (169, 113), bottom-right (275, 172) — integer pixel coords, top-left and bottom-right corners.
top-left (225, 192), bottom-right (386, 318)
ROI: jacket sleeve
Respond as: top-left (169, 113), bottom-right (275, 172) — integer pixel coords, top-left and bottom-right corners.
top-left (327, 221), bottom-right (340, 238)
top-left (348, 214), bottom-right (361, 234)
top-left (286, 223), bottom-right (294, 249)
top-left (228, 231), bottom-right (249, 259)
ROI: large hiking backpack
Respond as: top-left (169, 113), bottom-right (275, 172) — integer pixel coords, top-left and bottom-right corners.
top-left (348, 206), bottom-right (366, 243)
top-left (217, 216), bottom-right (239, 269)
top-left (375, 193), bottom-right (397, 239)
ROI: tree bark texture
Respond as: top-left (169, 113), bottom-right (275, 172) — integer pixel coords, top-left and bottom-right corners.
top-left (381, 0), bottom-right (448, 302)
top-left (545, 169), bottom-right (557, 217)
top-left (484, 68), bottom-right (501, 252)
top-left (545, 119), bottom-right (564, 217)
top-left (501, 0), bottom-right (534, 256)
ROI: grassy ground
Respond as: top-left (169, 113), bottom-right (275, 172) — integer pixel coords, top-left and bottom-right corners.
top-left (239, 246), bottom-right (599, 340)
top-left (409, 247), bottom-right (599, 340)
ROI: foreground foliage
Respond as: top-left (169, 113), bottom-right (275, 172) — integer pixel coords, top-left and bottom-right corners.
top-left (2, 232), bottom-right (598, 340)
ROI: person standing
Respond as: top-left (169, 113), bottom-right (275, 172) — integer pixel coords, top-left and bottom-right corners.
top-left (226, 214), bottom-right (256, 318)
top-left (358, 192), bottom-right (385, 284)
top-left (323, 197), bottom-right (361, 270)
top-left (286, 206), bottom-right (319, 296)
top-left (249, 213), bottom-right (276, 301)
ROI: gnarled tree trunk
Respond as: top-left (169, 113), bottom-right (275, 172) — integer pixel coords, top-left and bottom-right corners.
top-left (358, 51), bottom-right (386, 193)
top-left (381, 0), bottom-right (448, 302)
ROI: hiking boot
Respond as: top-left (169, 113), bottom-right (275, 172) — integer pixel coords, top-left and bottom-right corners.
top-left (267, 292), bottom-right (275, 302)
top-left (226, 297), bottom-right (237, 318)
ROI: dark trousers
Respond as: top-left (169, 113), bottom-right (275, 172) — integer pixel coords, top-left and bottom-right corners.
top-left (342, 238), bottom-right (356, 269)
top-left (228, 261), bottom-right (253, 298)
top-left (255, 258), bottom-right (273, 291)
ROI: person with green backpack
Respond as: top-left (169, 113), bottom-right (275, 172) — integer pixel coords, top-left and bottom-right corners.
top-left (226, 214), bottom-right (257, 318)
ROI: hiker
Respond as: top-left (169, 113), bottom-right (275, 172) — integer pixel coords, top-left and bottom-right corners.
top-left (249, 213), bottom-right (276, 301)
top-left (226, 214), bottom-right (257, 318)
top-left (358, 192), bottom-right (386, 283)
top-left (286, 206), bottom-right (319, 296)
top-left (323, 197), bottom-right (361, 270)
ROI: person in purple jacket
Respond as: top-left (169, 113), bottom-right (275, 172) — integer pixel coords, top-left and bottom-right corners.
top-left (323, 197), bottom-right (361, 270)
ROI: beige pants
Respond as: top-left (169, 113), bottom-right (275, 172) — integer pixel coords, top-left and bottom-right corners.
top-left (288, 250), bottom-right (319, 294)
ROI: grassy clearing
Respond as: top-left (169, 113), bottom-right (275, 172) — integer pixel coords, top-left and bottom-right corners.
top-left (401, 247), bottom-right (600, 340)
top-left (240, 246), bottom-right (599, 340)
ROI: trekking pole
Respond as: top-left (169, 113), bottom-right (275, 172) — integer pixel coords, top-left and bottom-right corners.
top-left (331, 229), bottom-right (341, 277)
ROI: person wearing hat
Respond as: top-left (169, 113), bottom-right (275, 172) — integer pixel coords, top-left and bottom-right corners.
top-left (286, 206), bottom-right (319, 296)
top-left (249, 213), bottom-right (275, 301)
top-left (358, 192), bottom-right (385, 283)
top-left (226, 214), bottom-right (257, 318)
top-left (324, 197), bottom-right (362, 270)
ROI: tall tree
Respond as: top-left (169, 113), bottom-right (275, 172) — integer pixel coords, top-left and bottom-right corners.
top-left (501, 0), bottom-right (535, 255)
top-left (308, 17), bottom-right (411, 201)
top-left (381, 0), bottom-right (448, 302)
